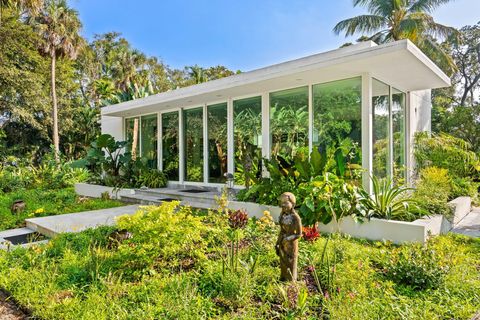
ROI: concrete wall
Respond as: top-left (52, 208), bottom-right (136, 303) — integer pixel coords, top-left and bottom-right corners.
top-left (407, 89), bottom-right (432, 182)
top-left (101, 116), bottom-right (123, 142)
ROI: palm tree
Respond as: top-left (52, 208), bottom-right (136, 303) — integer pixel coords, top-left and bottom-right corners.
top-left (0, 0), bottom-right (43, 25)
top-left (30, 0), bottom-right (83, 161)
top-left (333, 0), bottom-right (458, 74)
top-left (188, 65), bottom-right (208, 84)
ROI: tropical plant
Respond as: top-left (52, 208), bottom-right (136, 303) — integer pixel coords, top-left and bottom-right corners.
top-left (0, 0), bottom-right (43, 25)
top-left (30, 0), bottom-right (84, 162)
top-left (358, 175), bottom-right (422, 221)
top-left (333, 0), bottom-right (459, 74)
top-left (414, 132), bottom-right (480, 179)
top-left (136, 169), bottom-right (167, 188)
top-left (298, 172), bottom-right (361, 226)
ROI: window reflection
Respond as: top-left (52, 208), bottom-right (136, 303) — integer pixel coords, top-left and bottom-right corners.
top-left (234, 96), bottom-right (262, 186)
top-left (207, 103), bottom-right (228, 183)
top-left (162, 112), bottom-right (179, 181)
top-left (140, 114), bottom-right (158, 169)
top-left (270, 86), bottom-right (309, 159)
top-left (372, 79), bottom-right (390, 179)
top-left (184, 107), bottom-right (204, 182)
top-left (392, 88), bottom-right (406, 183)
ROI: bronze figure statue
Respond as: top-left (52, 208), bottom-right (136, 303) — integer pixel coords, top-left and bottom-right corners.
top-left (276, 192), bottom-right (302, 281)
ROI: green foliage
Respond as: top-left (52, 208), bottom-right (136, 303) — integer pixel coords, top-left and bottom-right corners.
top-left (236, 138), bottom-right (362, 209)
top-left (77, 134), bottom-right (168, 188)
top-left (0, 210), bottom-right (479, 320)
top-left (298, 173), bottom-right (361, 226)
top-left (0, 188), bottom-right (123, 230)
top-left (0, 154), bottom-right (89, 193)
top-left (414, 167), bottom-right (454, 217)
top-left (414, 132), bottom-right (480, 179)
top-left (358, 176), bottom-right (422, 221)
top-left (115, 202), bottom-right (225, 279)
top-left (380, 243), bottom-right (449, 290)
top-left (136, 169), bottom-right (167, 188)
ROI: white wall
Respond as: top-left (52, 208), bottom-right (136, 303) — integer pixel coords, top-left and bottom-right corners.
top-left (101, 116), bottom-right (123, 142)
top-left (407, 89), bottom-right (432, 182)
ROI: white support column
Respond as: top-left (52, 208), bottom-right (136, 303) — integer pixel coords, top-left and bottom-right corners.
top-left (227, 98), bottom-right (234, 176)
top-left (388, 86), bottom-right (394, 179)
top-left (158, 113), bottom-right (162, 171)
top-left (405, 92), bottom-right (413, 186)
top-left (308, 84), bottom-right (313, 157)
top-left (361, 73), bottom-right (373, 193)
top-left (203, 104), bottom-right (209, 184)
top-left (261, 92), bottom-right (270, 177)
top-left (178, 109), bottom-right (185, 184)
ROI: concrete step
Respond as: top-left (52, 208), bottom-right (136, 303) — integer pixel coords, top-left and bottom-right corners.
top-left (0, 227), bottom-right (48, 249)
top-left (26, 205), bottom-right (140, 237)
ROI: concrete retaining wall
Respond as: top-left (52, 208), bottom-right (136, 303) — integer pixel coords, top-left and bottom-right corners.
top-left (74, 183), bottom-right (135, 200)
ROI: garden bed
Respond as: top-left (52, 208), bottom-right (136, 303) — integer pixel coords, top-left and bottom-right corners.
top-left (0, 188), bottom-right (124, 231)
top-left (232, 197), bottom-right (471, 244)
top-left (0, 203), bottom-right (478, 319)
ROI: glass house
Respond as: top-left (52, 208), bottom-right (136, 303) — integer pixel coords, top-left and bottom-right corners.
top-left (101, 40), bottom-right (450, 192)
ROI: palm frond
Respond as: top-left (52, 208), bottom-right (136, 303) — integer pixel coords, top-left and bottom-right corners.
top-left (417, 36), bottom-right (457, 75)
top-left (408, 0), bottom-right (454, 13)
top-left (333, 14), bottom-right (387, 37)
top-left (353, 0), bottom-right (394, 17)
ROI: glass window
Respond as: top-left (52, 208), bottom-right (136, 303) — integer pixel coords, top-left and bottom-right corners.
top-left (125, 117), bottom-right (140, 156)
top-left (140, 114), bottom-right (158, 169)
top-left (313, 78), bottom-right (362, 147)
top-left (183, 107), bottom-right (204, 182)
top-left (313, 77), bottom-right (362, 170)
top-left (392, 88), bottom-right (406, 184)
top-left (207, 102), bottom-right (227, 183)
top-left (162, 111), bottom-right (179, 181)
top-left (233, 96), bottom-right (262, 186)
top-left (372, 79), bottom-right (390, 179)
top-left (270, 86), bottom-right (309, 159)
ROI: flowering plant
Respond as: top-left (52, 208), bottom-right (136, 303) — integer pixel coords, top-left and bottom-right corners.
top-left (302, 226), bottom-right (320, 242)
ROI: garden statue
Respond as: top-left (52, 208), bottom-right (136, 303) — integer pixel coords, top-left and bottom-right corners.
top-left (276, 192), bottom-right (302, 281)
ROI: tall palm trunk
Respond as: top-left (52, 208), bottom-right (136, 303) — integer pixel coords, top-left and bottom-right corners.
top-left (51, 51), bottom-right (60, 162)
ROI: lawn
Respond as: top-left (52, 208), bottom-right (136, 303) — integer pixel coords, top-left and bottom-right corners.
top-left (0, 188), bottom-right (124, 231)
top-left (0, 202), bottom-right (478, 320)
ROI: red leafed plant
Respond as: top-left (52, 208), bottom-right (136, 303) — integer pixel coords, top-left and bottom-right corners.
top-left (303, 226), bottom-right (320, 242)
top-left (228, 209), bottom-right (248, 230)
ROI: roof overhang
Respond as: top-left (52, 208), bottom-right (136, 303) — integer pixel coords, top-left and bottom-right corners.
top-left (102, 39), bottom-right (451, 117)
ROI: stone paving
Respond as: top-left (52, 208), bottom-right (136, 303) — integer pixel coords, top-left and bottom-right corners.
top-left (452, 207), bottom-right (480, 237)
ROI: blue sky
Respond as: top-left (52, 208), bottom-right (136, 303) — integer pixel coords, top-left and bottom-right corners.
top-left (70, 0), bottom-right (480, 71)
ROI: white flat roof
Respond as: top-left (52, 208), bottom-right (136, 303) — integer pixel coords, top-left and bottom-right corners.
top-left (102, 40), bottom-right (450, 117)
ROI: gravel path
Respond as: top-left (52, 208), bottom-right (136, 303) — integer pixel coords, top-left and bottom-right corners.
top-left (0, 291), bottom-right (28, 320)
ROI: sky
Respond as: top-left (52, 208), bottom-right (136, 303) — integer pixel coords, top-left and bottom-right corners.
top-left (70, 0), bottom-right (480, 71)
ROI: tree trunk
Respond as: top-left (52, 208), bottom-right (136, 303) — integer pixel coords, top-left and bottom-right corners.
top-left (51, 52), bottom-right (60, 163)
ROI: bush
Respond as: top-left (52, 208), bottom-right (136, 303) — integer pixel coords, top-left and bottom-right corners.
top-left (451, 177), bottom-right (479, 201)
top-left (414, 132), bottom-right (480, 179)
top-left (136, 169), bottom-right (167, 188)
top-left (414, 167), bottom-right (453, 218)
top-left (380, 244), bottom-right (449, 290)
top-left (0, 154), bottom-right (89, 193)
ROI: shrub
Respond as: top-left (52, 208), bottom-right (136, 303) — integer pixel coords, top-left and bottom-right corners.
top-left (380, 244), bottom-right (449, 290)
top-left (414, 167), bottom-right (453, 218)
top-left (414, 132), bottom-right (480, 179)
top-left (357, 176), bottom-right (422, 221)
top-left (136, 169), bottom-right (167, 188)
top-left (451, 177), bottom-right (479, 201)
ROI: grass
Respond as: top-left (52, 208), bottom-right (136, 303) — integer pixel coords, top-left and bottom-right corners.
top-left (0, 188), bottom-right (124, 231)
top-left (0, 202), bottom-right (478, 319)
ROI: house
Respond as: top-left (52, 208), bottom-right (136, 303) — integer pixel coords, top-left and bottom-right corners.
top-left (100, 40), bottom-right (450, 192)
